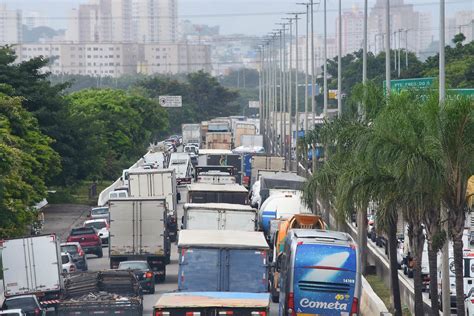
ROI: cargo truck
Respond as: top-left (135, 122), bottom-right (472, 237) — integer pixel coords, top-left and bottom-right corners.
top-left (233, 123), bottom-right (257, 147)
top-left (1, 234), bottom-right (63, 308)
top-left (204, 153), bottom-right (243, 184)
top-left (127, 169), bottom-right (178, 241)
top-left (153, 292), bottom-right (271, 316)
top-left (205, 132), bottom-right (232, 150)
top-left (251, 156), bottom-right (285, 185)
top-left (187, 183), bottom-right (248, 205)
top-left (56, 270), bottom-right (143, 315)
top-left (182, 203), bottom-right (257, 231)
top-left (182, 124), bottom-right (201, 146)
top-left (108, 198), bottom-right (170, 282)
top-left (177, 230), bottom-right (269, 293)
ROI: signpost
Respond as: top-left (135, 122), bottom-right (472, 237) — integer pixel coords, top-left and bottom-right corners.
top-left (159, 95), bottom-right (182, 107)
top-left (383, 77), bottom-right (435, 95)
top-left (248, 101), bottom-right (260, 108)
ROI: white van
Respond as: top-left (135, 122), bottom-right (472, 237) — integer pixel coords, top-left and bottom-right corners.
top-left (169, 153), bottom-right (193, 185)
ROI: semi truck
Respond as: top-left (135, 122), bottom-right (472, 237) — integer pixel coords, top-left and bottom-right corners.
top-left (1, 234), bottom-right (63, 308)
top-left (56, 270), bottom-right (143, 315)
top-left (127, 168), bottom-right (178, 241)
top-left (177, 230), bottom-right (269, 293)
top-left (182, 203), bottom-right (257, 231)
top-left (250, 156), bottom-right (285, 185)
top-left (182, 123), bottom-right (201, 146)
top-left (233, 123), bottom-right (257, 147)
top-left (108, 198), bottom-right (170, 282)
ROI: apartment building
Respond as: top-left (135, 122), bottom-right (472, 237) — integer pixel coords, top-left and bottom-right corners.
top-left (0, 4), bottom-right (22, 44)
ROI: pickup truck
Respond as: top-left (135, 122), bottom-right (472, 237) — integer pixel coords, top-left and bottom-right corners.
top-left (56, 270), bottom-right (143, 315)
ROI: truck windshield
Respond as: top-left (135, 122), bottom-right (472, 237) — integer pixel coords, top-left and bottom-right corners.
top-left (92, 207), bottom-right (108, 215)
top-left (61, 245), bottom-right (78, 254)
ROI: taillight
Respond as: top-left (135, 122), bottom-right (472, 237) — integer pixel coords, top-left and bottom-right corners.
top-left (218, 312), bottom-right (233, 316)
top-left (351, 297), bottom-right (359, 315)
top-left (186, 312), bottom-right (200, 316)
top-left (155, 311), bottom-right (170, 316)
top-left (287, 292), bottom-right (296, 316)
top-left (78, 249), bottom-right (85, 257)
top-left (34, 308), bottom-right (40, 316)
top-left (145, 271), bottom-right (153, 279)
top-left (471, 299), bottom-right (474, 304)
top-left (251, 312), bottom-right (266, 316)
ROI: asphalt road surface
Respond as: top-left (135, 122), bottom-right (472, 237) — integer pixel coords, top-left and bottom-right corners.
top-left (42, 186), bottom-right (279, 315)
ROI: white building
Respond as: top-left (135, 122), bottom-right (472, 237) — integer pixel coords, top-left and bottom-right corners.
top-left (66, 4), bottom-right (100, 43)
top-left (336, 8), bottom-right (364, 55)
top-left (447, 11), bottom-right (474, 43)
top-left (0, 4), bottom-right (22, 44)
top-left (24, 11), bottom-right (46, 30)
top-left (13, 42), bottom-right (210, 77)
top-left (156, 0), bottom-right (178, 42)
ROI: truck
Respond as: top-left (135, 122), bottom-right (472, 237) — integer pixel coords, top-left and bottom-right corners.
top-left (204, 153), bottom-right (243, 184)
top-left (56, 270), bottom-right (143, 315)
top-left (196, 171), bottom-right (236, 184)
top-left (108, 198), bottom-right (170, 282)
top-left (182, 123), bottom-right (201, 146)
top-left (250, 156), bottom-right (285, 185)
top-left (183, 203), bottom-right (257, 231)
top-left (1, 234), bottom-right (63, 309)
top-left (205, 132), bottom-right (232, 150)
top-left (200, 121), bottom-right (209, 145)
top-left (259, 172), bottom-right (306, 204)
top-left (177, 230), bottom-right (269, 293)
top-left (127, 168), bottom-right (178, 241)
top-left (240, 134), bottom-right (264, 148)
top-left (153, 292), bottom-right (271, 316)
top-left (169, 152), bottom-right (193, 185)
top-left (187, 183), bottom-right (249, 205)
top-left (208, 120), bottom-right (230, 132)
top-left (233, 123), bottom-right (257, 147)
top-left (194, 165), bottom-right (236, 180)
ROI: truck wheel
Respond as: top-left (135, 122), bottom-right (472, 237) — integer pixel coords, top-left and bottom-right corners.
top-left (97, 249), bottom-right (103, 258)
top-left (158, 267), bottom-right (166, 283)
top-left (271, 286), bottom-right (279, 303)
top-left (150, 285), bottom-right (155, 294)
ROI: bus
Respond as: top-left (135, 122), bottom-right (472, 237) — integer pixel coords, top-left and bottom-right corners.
top-left (277, 229), bottom-right (360, 316)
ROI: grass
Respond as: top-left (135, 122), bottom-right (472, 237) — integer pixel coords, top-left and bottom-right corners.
top-left (365, 274), bottom-right (412, 316)
top-left (48, 180), bottom-right (111, 205)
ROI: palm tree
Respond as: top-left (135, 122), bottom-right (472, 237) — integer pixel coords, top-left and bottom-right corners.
top-left (438, 95), bottom-right (474, 315)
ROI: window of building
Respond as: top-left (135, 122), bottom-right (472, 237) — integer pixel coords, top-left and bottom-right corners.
top-left (116, 63), bottom-right (120, 66)
top-left (71, 47), bottom-right (75, 51)
top-left (71, 55), bottom-right (75, 58)
top-left (87, 63), bottom-right (91, 66)
top-left (116, 55), bottom-right (120, 58)
top-left (93, 47), bottom-right (98, 51)
top-left (55, 48), bottom-right (59, 51)
top-left (109, 55), bottom-right (113, 58)
top-left (87, 55), bottom-right (91, 58)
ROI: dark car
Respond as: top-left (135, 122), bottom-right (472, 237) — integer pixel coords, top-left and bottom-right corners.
top-left (60, 242), bottom-right (88, 271)
top-left (66, 227), bottom-right (103, 258)
top-left (117, 261), bottom-right (155, 294)
top-left (1, 295), bottom-right (45, 316)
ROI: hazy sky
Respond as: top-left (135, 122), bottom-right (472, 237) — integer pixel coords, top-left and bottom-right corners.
top-left (2, 0), bottom-right (472, 36)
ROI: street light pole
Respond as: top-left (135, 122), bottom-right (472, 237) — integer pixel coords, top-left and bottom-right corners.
top-left (337, 0), bottom-right (342, 118)
top-left (385, 0), bottom-right (391, 95)
top-left (323, 0), bottom-right (328, 117)
top-left (362, 0), bottom-right (368, 84)
top-left (292, 12), bottom-right (303, 172)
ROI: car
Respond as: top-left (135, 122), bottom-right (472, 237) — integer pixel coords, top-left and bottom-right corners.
top-left (1, 295), bottom-right (45, 316)
top-left (61, 252), bottom-right (77, 273)
top-left (60, 242), bottom-right (88, 271)
top-left (89, 206), bottom-right (109, 220)
top-left (117, 260), bottom-right (155, 294)
top-left (66, 227), bottom-right (103, 258)
top-left (187, 142), bottom-right (200, 149)
top-left (184, 144), bottom-right (198, 157)
top-left (0, 310), bottom-right (26, 316)
top-left (84, 219), bottom-right (109, 245)
top-left (164, 140), bottom-right (177, 152)
top-left (466, 279), bottom-right (474, 315)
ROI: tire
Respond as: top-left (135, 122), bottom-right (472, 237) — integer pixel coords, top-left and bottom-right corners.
top-left (271, 285), bottom-right (279, 303)
top-left (158, 267), bottom-right (166, 283)
top-left (407, 269), bottom-right (414, 278)
top-left (149, 285), bottom-right (155, 294)
top-left (97, 249), bottom-right (103, 258)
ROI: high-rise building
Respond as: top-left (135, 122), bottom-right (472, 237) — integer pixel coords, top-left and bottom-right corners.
top-left (449, 11), bottom-right (474, 43)
top-left (66, 4), bottom-right (100, 43)
top-left (336, 7), bottom-right (364, 55)
top-left (0, 4), bottom-right (22, 44)
top-left (368, 0), bottom-right (432, 56)
top-left (156, 0), bottom-right (177, 42)
top-left (132, 0), bottom-right (159, 42)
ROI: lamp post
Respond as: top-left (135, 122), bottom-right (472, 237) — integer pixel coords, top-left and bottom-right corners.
top-left (337, 0), bottom-right (342, 118)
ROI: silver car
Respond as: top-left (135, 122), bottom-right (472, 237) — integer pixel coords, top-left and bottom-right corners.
top-left (89, 206), bottom-right (109, 220)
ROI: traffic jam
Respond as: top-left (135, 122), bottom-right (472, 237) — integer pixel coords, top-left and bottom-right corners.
top-left (1, 116), bottom-right (361, 316)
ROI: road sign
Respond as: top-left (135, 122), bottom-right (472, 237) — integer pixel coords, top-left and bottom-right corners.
top-left (383, 77), bottom-right (435, 94)
top-left (159, 95), bottom-right (182, 107)
top-left (248, 101), bottom-right (260, 108)
top-left (450, 88), bottom-right (474, 97)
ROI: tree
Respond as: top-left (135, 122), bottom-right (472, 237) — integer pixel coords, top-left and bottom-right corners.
top-left (0, 92), bottom-right (60, 237)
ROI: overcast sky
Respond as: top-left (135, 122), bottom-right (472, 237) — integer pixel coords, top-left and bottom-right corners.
top-left (2, 0), bottom-right (472, 36)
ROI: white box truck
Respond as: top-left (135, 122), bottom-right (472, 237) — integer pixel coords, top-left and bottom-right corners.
top-left (127, 169), bottom-right (178, 241)
top-left (251, 156), bottom-right (285, 185)
top-left (108, 198), bottom-right (170, 282)
top-left (182, 123), bottom-right (201, 146)
top-left (183, 203), bottom-right (257, 231)
top-left (1, 234), bottom-right (63, 308)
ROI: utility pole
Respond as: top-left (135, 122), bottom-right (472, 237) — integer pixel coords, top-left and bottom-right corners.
top-left (323, 0), bottom-right (328, 117)
top-left (362, 0), bottom-right (368, 84)
top-left (297, 2), bottom-right (310, 138)
top-left (292, 12), bottom-right (303, 172)
top-left (405, 29), bottom-right (409, 69)
top-left (258, 46), bottom-right (263, 142)
top-left (288, 18), bottom-right (293, 170)
top-left (440, 0), bottom-right (450, 313)
top-left (398, 29), bottom-right (401, 78)
top-left (337, 0), bottom-right (342, 118)
top-left (385, 0), bottom-right (391, 95)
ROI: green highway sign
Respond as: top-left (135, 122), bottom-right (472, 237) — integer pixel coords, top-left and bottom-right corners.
top-left (449, 88), bottom-right (474, 97)
top-left (383, 77), bottom-right (435, 94)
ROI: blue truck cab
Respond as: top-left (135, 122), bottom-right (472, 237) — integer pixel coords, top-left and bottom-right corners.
top-left (277, 229), bottom-right (361, 316)
top-left (177, 230), bottom-right (269, 293)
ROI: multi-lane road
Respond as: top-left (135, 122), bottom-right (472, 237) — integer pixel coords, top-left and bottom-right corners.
top-left (41, 186), bottom-right (279, 315)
